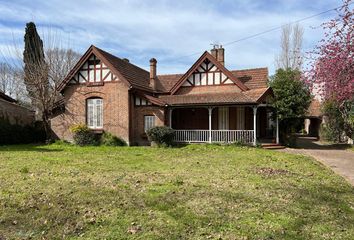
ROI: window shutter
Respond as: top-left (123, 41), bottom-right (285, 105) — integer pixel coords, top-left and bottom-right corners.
top-left (96, 99), bottom-right (103, 128)
top-left (87, 99), bottom-right (94, 128)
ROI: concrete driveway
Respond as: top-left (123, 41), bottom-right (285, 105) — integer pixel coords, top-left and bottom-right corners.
top-left (281, 137), bottom-right (354, 186)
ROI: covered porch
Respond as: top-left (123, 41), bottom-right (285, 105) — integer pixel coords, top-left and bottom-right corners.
top-left (168, 105), bottom-right (279, 145)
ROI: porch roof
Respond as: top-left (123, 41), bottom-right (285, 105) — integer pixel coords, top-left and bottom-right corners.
top-left (158, 87), bottom-right (271, 106)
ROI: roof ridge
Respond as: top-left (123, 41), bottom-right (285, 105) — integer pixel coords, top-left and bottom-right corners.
top-left (157, 68), bottom-right (267, 76)
top-left (244, 87), bottom-right (269, 91)
top-left (157, 73), bottom-right (183, 76)
top-left (231, 67), bottom-right (268, 72)
top-left (93, 46), bottom-right (149, 74)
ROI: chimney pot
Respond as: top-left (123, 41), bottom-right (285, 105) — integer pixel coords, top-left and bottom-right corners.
top-left (149, 58), bottom-right (157, 90)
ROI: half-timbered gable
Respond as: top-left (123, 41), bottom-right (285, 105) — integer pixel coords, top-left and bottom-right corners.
top-left (182, 58), bottom-right (233, 87)
top-left (69, 54), bottom-right (118, 85)
top-left (170, 51), bottom-right (248, 95)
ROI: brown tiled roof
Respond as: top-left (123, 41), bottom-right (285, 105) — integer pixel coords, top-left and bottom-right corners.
top-left (156, 74), bottom-right (183, 92)
top-left (59, 45), bottom-right (269, 95)
top-left (159, 88), bottom-right (269, 105)
top-left (306, 99), bottom-right (322, 117)
top-left (96, 48), bottom-right (267, 92)
top-left (94, 47), bottom-right (153, 91)
top-left (159, 87), bottom-right (271, 106)
top-left (155, 68), bottom-right (269, 93)
top-left (231, 68), bottom-right (268, 89)
top-left (159, 92), bottom-right (252, 106)
top-left (244, 87), bottom-right (272, 102)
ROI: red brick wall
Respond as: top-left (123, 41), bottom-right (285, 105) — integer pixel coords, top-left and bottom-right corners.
top-left (131, 103), bottom-right (165, 145)
top-left (0, 99), bottom-right (34, 126)
top-left (51, 81), bottom-right (131, 144)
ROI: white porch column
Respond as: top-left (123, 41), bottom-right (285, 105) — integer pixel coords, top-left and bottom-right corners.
top-left (208, 107), bottom-right (213, 143)
top-left (276, 115), bottom-right (279, 144)
top-left (169, 108), bottom-right (173, 128)
top-left (253, 106), bottom-right (257, 146)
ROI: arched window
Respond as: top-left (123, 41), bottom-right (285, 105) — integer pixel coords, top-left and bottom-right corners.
top-left (86, 98), bottom-right (103, 129)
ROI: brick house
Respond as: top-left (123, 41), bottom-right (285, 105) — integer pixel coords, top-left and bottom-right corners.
top-left (0, 91), bottom-right (35, 126)
top-left (51, 45), bottom-right (278, 145)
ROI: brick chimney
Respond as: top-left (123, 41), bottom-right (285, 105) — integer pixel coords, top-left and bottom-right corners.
top-left (210, 45), bottom-right (225, 66)
top-left (217, 45), bottom-right (224, 66)
top-left (211, 46), bottom-right (218, 59)
top-left (149, 58), bottom-right (157, 90)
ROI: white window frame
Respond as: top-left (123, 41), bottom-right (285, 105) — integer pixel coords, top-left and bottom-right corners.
top-left (87, 98), bottom-right (103, 129)
top-left (144, 115), bottom-right (155, 132)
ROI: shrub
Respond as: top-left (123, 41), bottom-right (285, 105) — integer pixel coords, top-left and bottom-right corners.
top-left (70, 124), bottom-right (97, 146)
top-left (320, 100), bottom-right (347, 142)
top-left (146, 126), bottom-right (175, 147)
top-left (270, 68), bottom-right (311, 145)
top-left (101, 132), bottom-right (127, 146)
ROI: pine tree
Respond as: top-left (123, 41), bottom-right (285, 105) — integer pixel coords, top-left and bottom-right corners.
top-left (23, 22), bottom-right (48, 99)
top-left (23, 22), bottom-right (50, 138)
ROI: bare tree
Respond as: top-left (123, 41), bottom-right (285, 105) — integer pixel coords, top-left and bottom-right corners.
top-left (22, 45), bottom-right (80, 137)
top-left (46, 48), bottom-right (80, 88)
top-left (275, 23), bottom-right (304, 70)
top-left (0, 62), bottom-right (13, 94)
top-left (0, 23), bottom-right (81, 139)
top-left (0, 62), bottom-right (27, 102)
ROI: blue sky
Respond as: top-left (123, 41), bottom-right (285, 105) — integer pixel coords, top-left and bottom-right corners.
top-left (0, 0), bottom-right (343, 75)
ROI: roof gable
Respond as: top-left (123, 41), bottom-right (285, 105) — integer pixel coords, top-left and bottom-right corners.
top-left (170, 51), bottom-right (248, 94)
top-left (58, 45), bottom-right (152, 92)
top-left (68, 53), bottom-right (119, 85)
top-left (94, 47), bottom-right (152, 91)
top-left (58, 45), bottom-right (127, 92)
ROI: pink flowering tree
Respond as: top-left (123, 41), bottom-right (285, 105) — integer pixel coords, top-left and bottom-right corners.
top-left (306, 0), bottom-right (354, 139)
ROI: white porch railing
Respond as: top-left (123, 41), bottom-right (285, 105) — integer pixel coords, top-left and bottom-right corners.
top-left (174, 130), bottom-right (254, 144)
top-left (174, 130), bottom-right (209, 143)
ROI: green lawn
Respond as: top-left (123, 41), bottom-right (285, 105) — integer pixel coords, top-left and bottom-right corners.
top-left (0, 144), bottom-right (353, 239)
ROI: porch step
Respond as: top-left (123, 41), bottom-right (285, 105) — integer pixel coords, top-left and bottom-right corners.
top-left (261, 143), bottom-right (286, 150)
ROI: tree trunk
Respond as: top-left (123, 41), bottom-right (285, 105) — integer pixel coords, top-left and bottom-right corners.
top-left (42, 111), bottom-right (52, 141)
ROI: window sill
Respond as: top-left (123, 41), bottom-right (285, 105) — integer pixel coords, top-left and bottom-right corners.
top-left (89, 128), bottom-right (104, 134)
top-left (87, 82), bottom-right (104, 87)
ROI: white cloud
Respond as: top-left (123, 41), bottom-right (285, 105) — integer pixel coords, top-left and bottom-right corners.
top-left (0, 0), bottom-right (341, 74)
